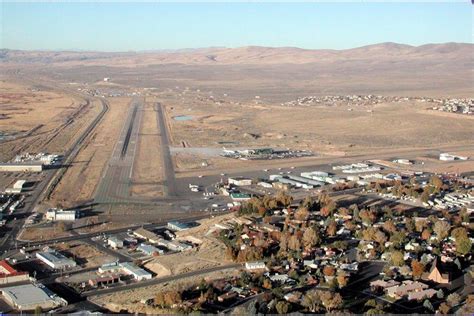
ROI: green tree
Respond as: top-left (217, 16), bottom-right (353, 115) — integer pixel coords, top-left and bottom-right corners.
top-left (275, 300), bottom-right (290, 314)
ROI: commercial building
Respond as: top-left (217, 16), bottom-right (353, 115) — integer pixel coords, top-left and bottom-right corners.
top-left (230, 193), bottom-right (251, 201)
top-left (228, 177), bottom-right (252, 186)
top-left (107, 237), bottom-right (123, 249)
top-left (36, 250), bottom-right (77, 270)
top-left (120, 262), bottom-right (152, 281)
top-left (88, 274), bottom-right (120, 287)
top-left (0, 260), bottom-right (29, 284)
top-left (45, 209), bottom-right (77, 221)
top-left (1, 283), bottom-right (66, 311)
top-left (167, 221), bottom-right (190, 231)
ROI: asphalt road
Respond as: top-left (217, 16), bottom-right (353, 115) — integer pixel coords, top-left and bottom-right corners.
top-left (83, 263), bottom-right (242, 297)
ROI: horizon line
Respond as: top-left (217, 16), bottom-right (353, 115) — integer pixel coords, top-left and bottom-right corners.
top-left (1, 41), bottom-right (472, 54)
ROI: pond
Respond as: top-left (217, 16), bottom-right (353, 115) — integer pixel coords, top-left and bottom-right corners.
top-left (173, 115), bottom-right (193, 121)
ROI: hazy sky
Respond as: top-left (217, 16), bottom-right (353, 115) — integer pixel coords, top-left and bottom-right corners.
top-left (1, 2), bottom-right (472, 51)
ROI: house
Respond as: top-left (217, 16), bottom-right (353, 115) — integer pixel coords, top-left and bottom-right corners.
top-left (340, 262), bottom-right (359, 272)
top-left (245, 261), bottom-right (266, 271)
top-left (217, 291), bottom-right (238, 302)
top-left (408, 288), bottom-right (437, 301)
top-left (269, 274), bottom-right (289, 283)
top-left (370, 279), bottom-right (400, 290)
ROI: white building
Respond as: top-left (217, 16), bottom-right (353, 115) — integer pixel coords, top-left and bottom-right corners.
top-left (45, 209), bottom-right (77, 221)
top-left (1, 283), bottom-right (67, 311)
top-left (36, 250), bottom-right (77, 270)
top-left (228, 177), bottom-right (252, 186)
top-left (245, 261), bottom-right (266, 271)
top-left (440, 153), bottom-right (468, 161)
top-left (120, 262), bottom-right (152, 281)
top-left (107, 237), bottom-right (123, 249)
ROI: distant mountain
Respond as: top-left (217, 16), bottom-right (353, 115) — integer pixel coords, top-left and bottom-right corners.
top-left (1, 42), bottom-right (472, 66)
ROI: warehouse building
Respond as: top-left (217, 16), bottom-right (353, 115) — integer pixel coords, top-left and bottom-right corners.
top-left (133, 228), bottom-right (162, 244)
top-left (1, 283), bottom-right (66, 311)
top-left (36, 250), bottom-right (77, 270)
top-left (45, 208), bottom-right (77, 221)
top-left (120, 262), bottom-right (152, 281)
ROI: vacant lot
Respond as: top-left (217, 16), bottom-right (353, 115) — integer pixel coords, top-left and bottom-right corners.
top-left (56, 241), bottom-right (115, 267)
top-left (0, 80), bottom-right (97, 162)
top-left (160, 92), bottom-right (474, 174)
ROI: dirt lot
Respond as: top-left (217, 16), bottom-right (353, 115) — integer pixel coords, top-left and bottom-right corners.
top-left (18, 225), bottom-right (71, 241)
top-left (48, 97), bottom-right (130, 208)
top-left (130, 99), bottom-right (164, 197)
top-left (144, 213), bottom-right (234, 276)
top-left (56, 241), bottom-right (115, 267)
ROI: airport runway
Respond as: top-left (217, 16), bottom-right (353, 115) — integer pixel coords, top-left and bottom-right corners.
top-left (156, 103), bottom-right (177, 197)
top-left (95, 98), bottom-right (143, 203)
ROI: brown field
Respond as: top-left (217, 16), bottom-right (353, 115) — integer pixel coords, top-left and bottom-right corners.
top-left (0, 80), bottom-right (98, 162)
top-left (56, 241), bottom-right (115, 267)
top-left (48, 97), bottom-right (130, 208)
top-left (18, 225), bottom-right (71, 241)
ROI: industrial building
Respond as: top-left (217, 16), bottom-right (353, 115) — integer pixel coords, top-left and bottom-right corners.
top-left (45, 208), bottom-right (77, 221)
top-left (120, 262), bottom-right (152, 281)
top-left (36, 250), bottom-right (77, 270)
top-left (1, 283), bottom-right (66, 311)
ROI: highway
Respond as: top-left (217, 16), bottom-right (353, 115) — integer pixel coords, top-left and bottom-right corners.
top-left (83, 263), bottom-right (241, 297)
